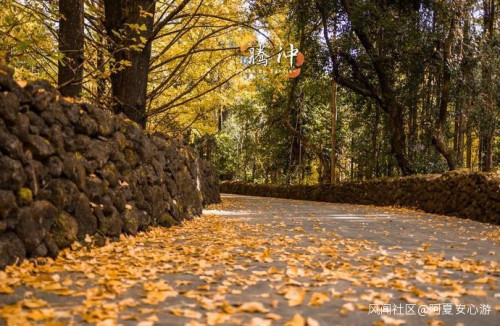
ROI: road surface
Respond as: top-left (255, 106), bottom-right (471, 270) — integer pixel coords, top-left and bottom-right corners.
top-left (0, 194), bottom-right (499, 325)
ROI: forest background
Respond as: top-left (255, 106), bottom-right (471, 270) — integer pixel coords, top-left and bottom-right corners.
top-left (1, 0), bottom-right (499, 184)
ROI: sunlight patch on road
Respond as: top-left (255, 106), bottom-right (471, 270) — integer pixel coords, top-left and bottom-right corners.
top-left (203, 209), bottom-right (256, 216)
top-left (326, 215), bottom-right (371, 220)
top-left (323, 214), bottom-right (394, 220)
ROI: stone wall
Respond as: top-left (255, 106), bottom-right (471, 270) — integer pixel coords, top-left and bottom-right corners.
top-left (0, 67), bottom-right (220, 269)
top-left (221, 170), bottom-right (500, 224)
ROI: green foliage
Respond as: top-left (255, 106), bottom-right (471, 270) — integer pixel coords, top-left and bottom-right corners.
top-left (2, 0), bottom-right (499, 183)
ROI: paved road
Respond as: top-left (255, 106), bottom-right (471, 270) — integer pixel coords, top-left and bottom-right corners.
top-left (1, 194), bottom-right (499, 326)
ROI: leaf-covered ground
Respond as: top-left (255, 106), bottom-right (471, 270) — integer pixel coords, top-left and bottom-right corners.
top-left (1, 194), bottom-right (500, 326)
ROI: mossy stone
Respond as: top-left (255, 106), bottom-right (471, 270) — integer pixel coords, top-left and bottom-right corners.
top-left (122, 206), bottom-right (139, 235)
top-left (17, 187), bottom-right (33, 206)
top-left (51, 212), bottom-right (78, 249)
top-left (157, 212), bottom-right (176, 227)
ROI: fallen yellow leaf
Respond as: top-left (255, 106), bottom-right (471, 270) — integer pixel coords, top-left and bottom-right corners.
top-left (308, 292), bottom-right (330, 306)
top-left (238, 302), bottom-right (269, 313)
top-left (23, 298), bottom-right (48, 309)
top-left (285, 313), bottom-right (305, 326)
top-left (284, 287), bottom-right (306, 306)
top-left (340, 302), bottom-right (354, 316)
top-left (246, 317), bottom-right (271, 326)
top-left (0, 285), bottom-right (14, 294)
top-left (306, 317), bottom-right (320, 326)
top-left (266, 313), bottom-right (282, 320)
top-left (206, 311), bottom-right (230, 325)
top-left (381, 315), bottom-right (406, 325)
top-left (170, 307), bottom-right (202, 319)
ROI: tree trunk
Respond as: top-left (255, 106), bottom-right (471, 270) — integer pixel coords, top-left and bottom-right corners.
top-left (330, 81), bottom-right (337, 184)
top-left (58, 0), bottom-right (84, 97)
top-left (408, 95), bottom-right (418, 163)
top-left (456, 99), bottom-right (466, 168)
top-left (340, 0), bottom-right (414, 175)
top-left (217, 107), bottom-right (223, 132)
top-left (350, 137), bottom-right (354, 181)
top-left (370, 103), bottom-right (380, 178)
top-left (298, 140), bottom-right (304, 184)
top-left (459, 15), bottom-right (474, 170)
top-left (95, 37), bottom-right (107, 105)
top-left (386, 100), bottom-right (413, 176)
top-left (480, 0), bottom-right (496, 171)
top-left (466, 109), bottom-right (472, 169)
top-left (432, 18), bottom-right (456, 170)
top-left (283, 78), bottom-right (330, 183)
top-left (454, 83), bottom-right (467, 168)
top-left (103, 0), bottom-right (155, 127)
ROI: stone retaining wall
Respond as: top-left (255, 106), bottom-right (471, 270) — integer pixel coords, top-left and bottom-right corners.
top-left (221, 171), bottom-right (500, 224)
top-left (0, 67), bottom-right (220, 269)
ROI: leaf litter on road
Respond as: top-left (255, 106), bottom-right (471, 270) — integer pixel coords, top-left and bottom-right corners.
top-left (0, 197), bottom-right (499, 325)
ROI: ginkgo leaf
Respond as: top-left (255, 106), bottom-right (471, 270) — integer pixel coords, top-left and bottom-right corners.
top-left (286, 267), bottom-right (305, 278)
top-left (381, 315), bottom-right (406, 325)
top-left (25, 308), bottom-right (56, 321)
top-left (284, 287), bottom-right (306, 306)
top-left (472, 277), bottom-right (491, 284)
top-left (169, 308), bottom-right (202, 319)
top-left (186, 321), bottom-right (205, 326)
top-left (0, 285), bottom-right (14, 294)
top-left (465, 289), bottom-right (487, 296)
top-left (266, 313), bottom-right (282, 320)
top-left (267, 266), bottom-right (279, 274)
top-left (118, 298), bottom-right (138, 308)
top-left (306, 317), bottom-right (320, 326)
top-left (247, 317), bottom-right (272, 326)
top-left (221, 301), bottom-right (236, 314)
top-left (199, 297), bottom-right (217, 311)
top-left (285, 314), bottom-right (306, 326)
top-left (206, 311), bottom-right (230, 325)
top-left (22, 298), bottom-right (48, 309)
top-left (238, 302), bottom-right (269, 313)
top-left (308, 292), bottom-right (330, 306)
top-left (137, 322), bottom-right (154, 326)
top-left (142, 291), bottom-right (177, 305)
top-left (340, 302), bottom-right (354, 316)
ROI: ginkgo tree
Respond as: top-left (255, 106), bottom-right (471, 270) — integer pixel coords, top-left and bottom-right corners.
top-left (0, 0), bottom-right (59, 82)
top-left (97, 0), bottom-right (268, 128)
top-left (146, 0), bottom-right (257, 133)
top-left (2, 0), bottom-right (499, 182)
top-left (2, 0), bottom-right (266, 130)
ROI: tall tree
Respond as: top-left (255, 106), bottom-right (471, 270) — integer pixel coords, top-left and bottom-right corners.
top-left (318, 0), bottom-right (415, 175)
top-left (480, 0), bottom-right (496, 171)
top-left (330, 81), bottom-right (338, 183)
top-left (103, 0), bottom-right (157, 127)
top-left (58, 0), bottom-right (84, 97)
top-left (432, 15), bottom-right (456, 170)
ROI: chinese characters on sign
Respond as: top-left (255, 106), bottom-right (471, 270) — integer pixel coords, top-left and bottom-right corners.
top-left (248, 44), bottom-right (300, 68)
top-left (240, 35), bottom-right (305, 78)
top-left (368, 303), bottom-right (491, 316)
